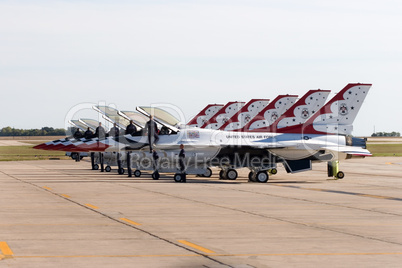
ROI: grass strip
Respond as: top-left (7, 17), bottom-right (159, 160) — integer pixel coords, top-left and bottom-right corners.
top-left (0, 146), bottom-right (69, 161)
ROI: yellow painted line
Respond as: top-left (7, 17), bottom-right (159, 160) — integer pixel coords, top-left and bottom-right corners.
top-left (61, 194), bottom-right (70, 198)
top-left (43, 186), bottom-right (52, 191)
top-left (177, 240), bottom-right (215, 254)
top-left (0, 241), bottom-right (14, 256)
top-left (85, 204), bottom-right (99, 210)
top-left (120, 218), bottom-right (141, 226)
top-left (358, 194), bottom-right (390, 199)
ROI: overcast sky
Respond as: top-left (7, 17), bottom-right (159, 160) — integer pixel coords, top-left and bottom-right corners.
top-left (1, 0), bottom-right (401, 136)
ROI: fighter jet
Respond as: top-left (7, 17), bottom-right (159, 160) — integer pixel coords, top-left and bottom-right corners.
top-left (201, 101), bottom-right (245, 129)
top-left (245, 89), bottom-right (331, 133)
top-left (219, 99), bottom-right (270, 131)
top-left (34, 83), bottom-right (371, 183)
top-left (187, 104), bottom-right (225, 128)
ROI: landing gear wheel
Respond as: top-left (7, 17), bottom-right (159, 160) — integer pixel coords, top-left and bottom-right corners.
top-left (203, 168), bottom-right (212, 178)
top-left (152, 171), bottom-right (160, 180)
top-left (134, 169), bottom-right (141, 177)
top-left (174, 173), bottom-right (185, 182)
top-left (336, 171), bottom-right (345, 179)
top-left (105, 166), bottom-right (112, 172)
top-left (118, 168), bottom-right (125, 175)
top-left (270, 168), bottom-right (278, 175)
top-left (256, 171), bottom-right (269, 183)
top-left (226, 169), bottom-right (238, 180)
top-left (248, 171), bottom-right (257, 182)
top-left (93, 164), bottom-right (99, 170)
top-left (219, 170), bottom-right (226, 180)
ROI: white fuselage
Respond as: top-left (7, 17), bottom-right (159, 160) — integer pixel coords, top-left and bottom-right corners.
top-left (104, 127), bottom-right (350, 162)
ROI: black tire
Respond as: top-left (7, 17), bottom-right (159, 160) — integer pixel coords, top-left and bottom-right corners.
top-left (203, 168), bottom-right (212, 178)
top-left (248, 171), bottom-right (255, 182)
top-left (174, 173), bottom-right (182, 182)
top-left (336, 171), bottom-right (345, 179)
top-left (93, 164), bottom-right (99, 170)
top-left (270, 168), bottom-right (278, 175)
top-left (134, 170), bottom-right (141, 177)
top-left (118, 168), bottom-right (125, 175)
top-left (152, 171), bottom-right (160, 180)
top-left (226, 169), bottom-right (238, 180)
top-left (219, 170), bottom-right (226, 180)
top-left (256, 171), bottom-right (269, 183)
top-left (105, 166), bottom-right (112, 172)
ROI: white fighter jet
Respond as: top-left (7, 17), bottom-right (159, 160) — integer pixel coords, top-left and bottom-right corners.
top-left (35, 83), bottom-right (371, 183)
top-left (187, 104), bottom-right (225, 128)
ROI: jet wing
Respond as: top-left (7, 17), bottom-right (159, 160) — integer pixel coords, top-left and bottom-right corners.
top-left (321, 145), bottom-right (372, 156)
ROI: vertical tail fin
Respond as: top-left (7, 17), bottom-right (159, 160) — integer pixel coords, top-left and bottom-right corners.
top-left (242, 95), bottom-right (298, 131)
top-left (201, 101), bottom-right (245, 129)
top-left (262, 89), bottom-right (331, 132)
top-left (220, 99), bottom-right (270, 131)
top-left (187, 104), bottom-right (224, 128)
top-left (285, 83), bottom-right (372, 135)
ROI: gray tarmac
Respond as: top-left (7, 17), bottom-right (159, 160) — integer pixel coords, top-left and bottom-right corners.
top-left (0, 157), bottom-right (401, 267)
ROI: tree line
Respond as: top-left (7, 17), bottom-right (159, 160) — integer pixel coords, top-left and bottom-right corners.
top-left (0, 126), bottom-right (66, 136)
top-left (371, 131), bottom-right (401, 137)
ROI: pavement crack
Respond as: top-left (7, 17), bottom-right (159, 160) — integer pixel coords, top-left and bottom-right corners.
top-left (0, 170), bottom-right (234, 268)
top-left (120, 183), bottom-right (402, 248)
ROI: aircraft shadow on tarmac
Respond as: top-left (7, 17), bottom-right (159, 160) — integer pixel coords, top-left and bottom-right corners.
top-left (31, 173), bottom-right (320, 185)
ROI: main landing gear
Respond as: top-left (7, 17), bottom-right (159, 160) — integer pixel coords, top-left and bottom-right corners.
top-left (196, 168), bottom-right (213, 177)
top-left (248, 170), bottom-right (268, 183)
top-left (219, 168), bottom-right (238, 180)
top-left (134, 169), bottom-right (141, 177)
top-left (248, 168), bottom-right (277, 183)
top-left (152, 171), bottom-right (160, 180)
top-left (174, 173), bottom-right (186, 183)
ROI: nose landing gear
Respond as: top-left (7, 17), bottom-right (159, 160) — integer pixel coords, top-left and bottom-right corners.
top-left (328, 161), bottom-right (345, 179)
